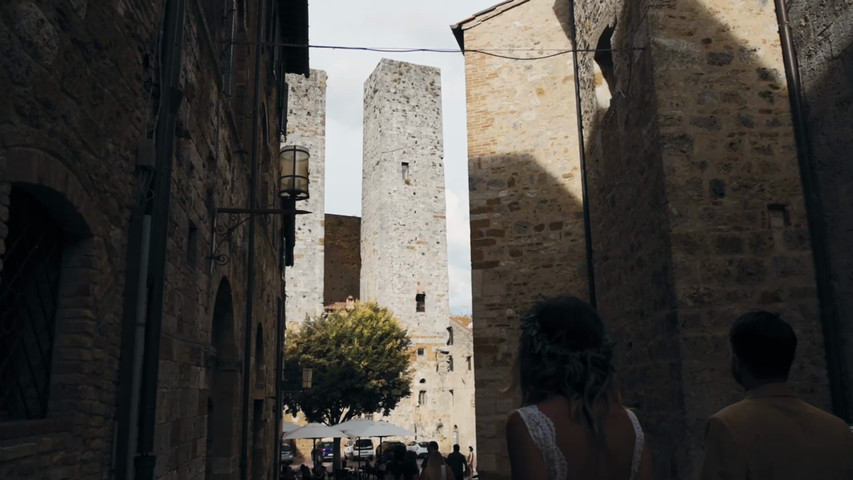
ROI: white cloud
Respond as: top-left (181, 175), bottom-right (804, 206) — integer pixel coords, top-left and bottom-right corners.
top-left (310, 1), bottom-right (496, 314)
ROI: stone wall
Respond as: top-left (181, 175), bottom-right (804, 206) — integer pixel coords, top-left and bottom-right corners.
top-left (285, 70), bottom-right (328, 326)
top-left (788, 0), bottom-right (853, 421)
top-left (0, 1), bottom-right (292, 479)
top-left (0, 0), bottom-right (157, 477)
top-left (457, 1), bottom-right (588, 475)
top-left (643, 1), bottom-right (829, 474)
top-left (459, 0), bottom-right (835, 478)
top-left (324, 214), bottom-right (361, 305)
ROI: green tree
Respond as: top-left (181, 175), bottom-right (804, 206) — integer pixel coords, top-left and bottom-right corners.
top-left (283, 301), bottom-right (413, 468)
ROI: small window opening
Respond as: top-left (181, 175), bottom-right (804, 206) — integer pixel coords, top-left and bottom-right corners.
top-left (417, 348), bottom-right (425, 357)
top-left (448, 356), bottom-right (454, 372)
top-left (466, 356), bottom-right (472, 371)
top-left (447, 326), bottom-right (454, 346)
top-left (187, 222), bottom-right (198, 267)
top-left (402, 162), bottom-right (410, 184)
top-left (768, 204), bottom-right (791, 228)
top-left (416, 293), bottom-right (426, 312)
top-left (593, 24), bottom-right (616, 110)
top-left (418, 390), bottom-right (427, 406)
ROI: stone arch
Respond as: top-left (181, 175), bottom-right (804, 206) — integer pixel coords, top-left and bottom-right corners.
top-left (1, 152), bottom-right (104, 426)
top-left (206, 277), bottom-right (239, 480)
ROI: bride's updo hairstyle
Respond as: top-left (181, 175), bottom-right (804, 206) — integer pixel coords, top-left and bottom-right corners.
top-left (518, 295), bottom-right (618, 439)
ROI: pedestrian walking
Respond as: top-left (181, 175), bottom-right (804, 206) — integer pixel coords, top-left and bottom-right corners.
top-left (445, 444), bottom-right (467, 480)
top-left (505, 295), bottom-right (652, 480)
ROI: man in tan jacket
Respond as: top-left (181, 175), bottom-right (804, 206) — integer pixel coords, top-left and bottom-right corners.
top-left (700, 311), bottom-right (853, 480)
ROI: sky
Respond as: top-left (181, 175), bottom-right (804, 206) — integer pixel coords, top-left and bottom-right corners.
top-left (310, 1), bottom-right (499, 315)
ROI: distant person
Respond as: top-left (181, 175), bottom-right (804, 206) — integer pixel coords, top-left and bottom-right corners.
top-left (505, 295), bottom-right (652, 480)
top-left (419, 450), bottom-right (454, 480)
top-left (385, 444), bottom-right (418, 480)
top-left (699, 311), bottom-right (853, 480)
top-left (466, 446), bottom-right (475, 478)
top-left (299, 464), bottom-right (312, 480)
top-left (419, 441), bottom-right (440, 471)
top-left (445, 444), bottom-right (468, 480)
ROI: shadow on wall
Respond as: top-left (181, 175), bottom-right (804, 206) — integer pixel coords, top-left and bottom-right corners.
top-left (551, 0), bottom-right (846, 478)
top-left (469, 152), bottom-right (589, 478)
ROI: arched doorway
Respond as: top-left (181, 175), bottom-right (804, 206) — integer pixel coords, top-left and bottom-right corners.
top-left (206, 278), bottom-right (239, 480)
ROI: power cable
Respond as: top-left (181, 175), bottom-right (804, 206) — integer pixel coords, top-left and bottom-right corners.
top-left (225, 41), bottom-right (644, 60)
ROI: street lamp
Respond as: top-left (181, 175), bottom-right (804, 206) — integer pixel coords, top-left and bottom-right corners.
top-left (279, 145), bottom-right (309, 267)
top-left (279, 145), bottom-right (310, 201)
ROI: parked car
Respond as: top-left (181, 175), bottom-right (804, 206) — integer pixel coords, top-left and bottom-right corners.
top-left (349, 438), bottom-right (374, 461)
top-left (407, 441), bottom-right (429, 458)
top-left (379, 441), bottom-right (406, 462)
top-left (318, 441), bottom-right (335, 461)
top-left (280, 444), bottom-right (294, 465)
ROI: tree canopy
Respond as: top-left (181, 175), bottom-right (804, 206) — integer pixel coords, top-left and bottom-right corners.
top-left (282, 301), bottom-right (413, 426)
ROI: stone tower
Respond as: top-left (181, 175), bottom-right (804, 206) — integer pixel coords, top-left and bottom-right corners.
top-left (361, 59), bottom-right (451, 342)
top-left (361, 59), bottom-right (460, 445)
top-left (284, 70), bottom-right (327, 325)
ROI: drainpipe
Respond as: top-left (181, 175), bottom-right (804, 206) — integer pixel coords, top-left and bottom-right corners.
top-left (240, 0), bottom-right (267, 477)
top-left (134, 0), bottom-right (186, 479)
top-left (774, 0), bottom-right (850, 422)
top-left (567, 0), bottom-right (597, 309)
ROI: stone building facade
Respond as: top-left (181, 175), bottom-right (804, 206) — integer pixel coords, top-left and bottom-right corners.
top-left (0, 1), bottom-right (309, 479)
top-left (454, 0), bottom-right (850, 478)
top-left (323, 214), bottom-right (361, 305)
top-left (360, 59), bottom-right (474, 451)
top-left (285, 70), bottom-right (328, 325)
top-left (279, 58), bottom-right (477, 453)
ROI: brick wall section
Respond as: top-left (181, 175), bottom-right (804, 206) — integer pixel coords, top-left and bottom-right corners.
top-left (0, 0), bottom-right (154, 477)
top-left (788, 0), bottom-right (853, 420)
top-left (460, 0), bottom-right (835, 478)
top-left (645, 1), bottom-right (830, 474)
top-left (285, 70), bottom-right (328, 325)
top-left (459, 1), bottom-right (587, 476)
top-left (0, 1), bottom-right (288, 479)
top-left (323, 214), bottom-right (361, 305)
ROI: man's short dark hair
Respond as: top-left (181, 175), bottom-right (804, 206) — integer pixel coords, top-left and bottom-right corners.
top-left (428, 441), bottom-right (439, 451)
top-left (729, 311), bottom-right (797, 379)
top-left (453, 444), bottom-right (460, 452)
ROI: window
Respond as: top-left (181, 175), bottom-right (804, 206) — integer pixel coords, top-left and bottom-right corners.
top-left (466, 356), bottom-right (472, 371)
top-left (418, 390), bottom-right (427, 406)
top-left (417, 348), bottom-right (424, 356)
top-left (416, 293), bottom-right (425, 312)
top-left (0, 188), bottom-right (64, 420)
top-left (401, 162), bottom-right (410, 184)
top-left (448, 356), bottom-right (454, 372)
top-left (447, 326), bottom-right (454, 345)
top-left (593, 24), bottom-right (616, 111)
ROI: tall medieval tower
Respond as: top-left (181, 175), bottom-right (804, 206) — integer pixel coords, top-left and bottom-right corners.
top-left (284, 70), bottom-right (328, 326)
top-left (361, 59), bottom-right (451, 342)
top-left (361, 59), bottom-right (460, 444)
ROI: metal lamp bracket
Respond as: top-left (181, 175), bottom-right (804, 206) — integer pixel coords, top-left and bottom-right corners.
top-left (206, 206), bottom-right (310, 269)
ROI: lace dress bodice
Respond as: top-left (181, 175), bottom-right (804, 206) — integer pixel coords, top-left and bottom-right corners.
top-left (515, 405), bottom-right (644, 480)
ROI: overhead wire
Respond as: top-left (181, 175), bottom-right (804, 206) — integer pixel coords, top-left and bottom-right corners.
top-left (225, 41), bottom-right (644, 60)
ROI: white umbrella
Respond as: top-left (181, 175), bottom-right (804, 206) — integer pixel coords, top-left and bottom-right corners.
top-left (283, 422), bottom-right (348, 440)
top-left (341, 420), bottom-right (414, 438)
top-left (281, 420), bottom-right (301, 433)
